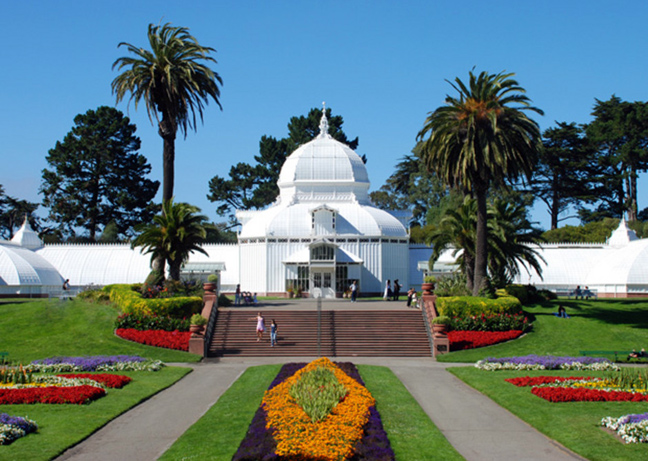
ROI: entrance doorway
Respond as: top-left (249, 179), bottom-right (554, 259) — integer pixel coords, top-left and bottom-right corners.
top-left (311, 270), bottom-right (335, 298)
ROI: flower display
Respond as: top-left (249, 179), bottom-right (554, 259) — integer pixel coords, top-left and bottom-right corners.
top-left (601, 413), bottom-right (648, 443)
top-left (27, 355), bottom-right (164, 372)
top-left (448, 330), bottom-right (523, 350)
top-left (505, 376), bottom-right (594, 387)
top-left (532, 387), bottom-right (648, 402)
top-left (57, 373), bottom-right (132, 389)
top-left (0, 385), bottom-right (105, 405)
top-left (116, 328), bottom-right (190, 351)
top-left (0, 413), bottom-right (38, 445)
top-left (233, 360), bottom-right (395, 461)
top-left (475, 354), bottom-right (620, 371)
top-left (449, 312), bottom-right (531, 332)
top-left (263, 357), bottom-right (375, 460)
top-left (506, 374), bottom-right (648, 402)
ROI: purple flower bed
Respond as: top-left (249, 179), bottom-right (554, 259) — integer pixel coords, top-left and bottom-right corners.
top-left (232, 361), bottom-right (395, 461)
top-left (0, 413), bottom-right (38, 445)
top-left (30, 355), bottom-right (146, 371)
top-left (482, 354), bottom-right (614, 368)
top-left (621, 413), bottom-right (648, 425)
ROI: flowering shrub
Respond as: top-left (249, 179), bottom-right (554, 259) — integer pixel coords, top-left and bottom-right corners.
top-left (57, 373), bottom-right (132, 389)
top-left (115, 312), bottom-right (190, 332)
top-left (263, 358), bottom-right (375, 460)
top-left (475, 355), bottom-right (620, 371)
top-left (233, 360), bottom-right (395, 461)
top-left (116, 328), bottom-right (190, 351)
top-left (601, 413), bottom-right (648, 443)
top-left (532, 387), bottom-right (648, 402)
top-left (448, 312), bottom-right (531, 332)
top-left (436, 296), bottom-right (521, 317)
top-left (0, 385), bottom-right (105, 404)
top-left (505, 376), bottom-right (593, 387)
top-left (0, 413), bottom-right (38, 445)
top-left (449, 330), bottom-right (523, 350)
top-left (27, 355), bottom-right (164, 372)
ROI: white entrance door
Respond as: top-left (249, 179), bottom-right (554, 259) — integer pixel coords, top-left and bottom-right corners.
top-left (312, 270), bottom-right (335, 298)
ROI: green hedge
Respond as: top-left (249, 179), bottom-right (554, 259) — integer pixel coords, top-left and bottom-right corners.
top-left (435, 296), bottom-right (522, 317)
top-left (106, 284), bottom-right (202, 318)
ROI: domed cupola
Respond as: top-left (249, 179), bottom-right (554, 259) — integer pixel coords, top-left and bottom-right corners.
top-left (277, 105), bottom-right (370, 204)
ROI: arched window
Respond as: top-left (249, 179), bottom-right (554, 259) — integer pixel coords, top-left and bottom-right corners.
top-left (310, 245), bottom-right (335, 261)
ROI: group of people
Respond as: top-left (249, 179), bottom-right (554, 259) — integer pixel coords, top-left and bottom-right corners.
top-left (573, 285), bottom-right (595, 300)
top-left (251, 313), bottom-right (278, 347)
top-left (235, 284), bottom-right (258, 306)
top-left (383, 279), bottom-right (402, 301)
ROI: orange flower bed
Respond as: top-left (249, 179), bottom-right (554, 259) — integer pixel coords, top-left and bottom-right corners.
top-left (262, 357), bottom-right (375, 461)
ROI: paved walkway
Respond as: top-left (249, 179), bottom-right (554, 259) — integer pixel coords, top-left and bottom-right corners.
top-left (56, 356), bottom-right (585, 461)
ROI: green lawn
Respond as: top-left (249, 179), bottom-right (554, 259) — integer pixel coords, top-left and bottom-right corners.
top-left (0, 298), bottom-right (198, 459)
top-left (437, 299), bottom-right (648, 362)
top-left (0, 366), bottom-right (191, 460)
top-left (161, 364), bottom-right (463, 461)
top-left (449, 367), bottom-right (648, 461)
top-left (0, 298), bottom-right (201, 363)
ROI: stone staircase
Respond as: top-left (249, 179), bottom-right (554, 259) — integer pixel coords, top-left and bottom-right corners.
top-left (208, 310), bottom-right (431, 357)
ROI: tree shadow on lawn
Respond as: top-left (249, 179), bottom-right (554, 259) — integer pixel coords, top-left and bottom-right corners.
top-left (554, 300), bottom-right (648, 329)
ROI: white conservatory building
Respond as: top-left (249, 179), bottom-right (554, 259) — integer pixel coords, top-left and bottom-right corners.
top-left (1, 111), bottom-right (647, 299)
top-left (235, 111), bottom-right (409, 297)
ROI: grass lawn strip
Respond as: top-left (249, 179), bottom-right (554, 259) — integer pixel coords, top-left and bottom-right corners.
top-left (0, 366), bottom-right (190, 460)
top-left (161, 364), bottom-right (461, 461)
top-left (449, 366), bottom-right (648, 460)
top-left (0, 299), bottom-right (200, 364)
top-left (437, 300), bottom-right (648, 363)
top-left (356, 365), bottom-right (463, 461)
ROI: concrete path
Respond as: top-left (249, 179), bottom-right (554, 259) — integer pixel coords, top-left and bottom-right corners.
top-left (55, 357), bottom-right (586, 461)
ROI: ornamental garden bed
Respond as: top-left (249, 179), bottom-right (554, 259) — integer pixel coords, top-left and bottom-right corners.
top-left (233, 358), bottom-right (395, 461)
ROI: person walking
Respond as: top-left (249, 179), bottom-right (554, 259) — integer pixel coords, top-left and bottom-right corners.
top-left (350, 280), bottom-right (358, 302)
top-left (383, 280), bottom-right (391, 301)
top-left (235, 284), bottom-right (241, 306)
top-left (392, 279), bottom-right (401, 301)
top-left (249, 312), bottom-right (265, 341)
top-left (270, 319), bottom-right (278, 347)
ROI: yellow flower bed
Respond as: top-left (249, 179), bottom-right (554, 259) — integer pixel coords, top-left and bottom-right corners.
top-left (263, 357), bottom-right (375, 461)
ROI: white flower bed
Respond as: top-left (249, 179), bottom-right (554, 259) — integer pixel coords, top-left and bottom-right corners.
top-left (601, 414), bottom-right (648, 444)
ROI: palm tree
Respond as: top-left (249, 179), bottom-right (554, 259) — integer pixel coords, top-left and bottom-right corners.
top-left (418, 70), bottom-right (543, 295)
top-left (427, 196), bottom-right (545, 291)
top-left (426, 196), bottom-right (477, 291)
top-left (486, 197), bottom-right (545, 287)
top-left (112, 23), bottom-right (223, 203)
top-left (132, 199), bottom-right (208, 281)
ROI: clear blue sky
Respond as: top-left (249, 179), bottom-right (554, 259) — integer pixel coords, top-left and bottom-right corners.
top-left (2, 0), bottom-right (647, 231)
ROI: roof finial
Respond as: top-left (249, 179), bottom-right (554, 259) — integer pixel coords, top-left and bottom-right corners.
top-left (318, 101), bottom-right (330, 139)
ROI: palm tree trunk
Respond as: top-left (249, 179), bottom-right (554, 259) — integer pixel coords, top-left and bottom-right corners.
top-left (473, 188), bottom-right (488, 296)
top-left (159, 119), bottom-right (176, 203)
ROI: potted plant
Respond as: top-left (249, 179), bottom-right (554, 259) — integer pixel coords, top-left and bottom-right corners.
top-left (190, 313), bottom-right (208, 335)
top-left (431, 315), bottom-right (450, 336)
top-left (422, 275), bottom-right (436, 295)
top-left (203, 274), bottom-right (218, 292)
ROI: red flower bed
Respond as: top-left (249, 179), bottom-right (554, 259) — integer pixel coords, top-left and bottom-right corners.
top-left (531, 387), bottom-right (648, 403)
top-left (448, 330), bottom-right (523, 350)
top-left (0, 385), bottom-right (106, 404)
top-left (116, 328), bottom-right (190, 351)
top-left (57, 373), bottom-right (132, 388)
top-left (505, 376), bottom-right (592, 387)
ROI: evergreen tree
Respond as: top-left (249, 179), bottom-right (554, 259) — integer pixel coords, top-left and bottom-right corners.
top-left (40, 106), bottom-right (159, 241)
top-left (584, 96), bottom-right (648, 221)
top-left (0, 185), bottom-right (40, 239)
top-left (530, 122), bottom-right (597, 229)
